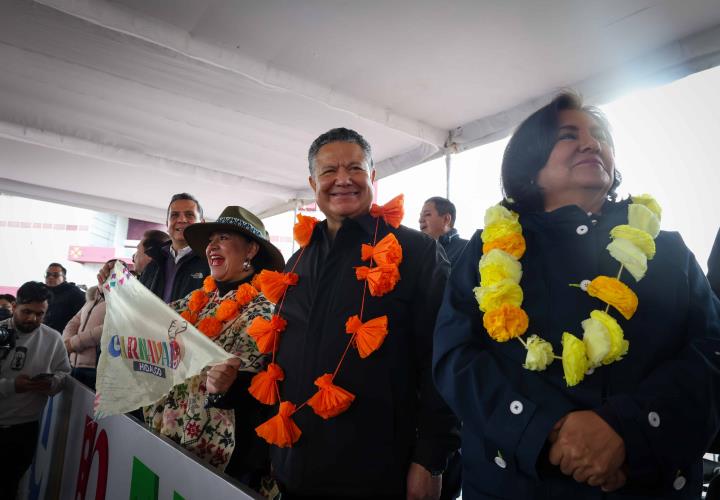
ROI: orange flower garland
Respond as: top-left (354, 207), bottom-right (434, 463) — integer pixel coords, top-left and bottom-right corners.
top-left (180, 278), bottom-right (259, 339)
top-left (250, 195), bottom-right (405, 447)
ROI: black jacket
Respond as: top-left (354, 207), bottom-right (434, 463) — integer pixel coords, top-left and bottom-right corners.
top-left (434, 200), bottom-right (720, 499)
top-left (708, 227), bottom-right (720, 297)
top-left (270, 214), bottom-right (460, 497)
top-left (139, 241), bottom-right (209, 303)
top-left (44, 281), bottom-right (85, 333)
top-left (438, 228), bottom-right (468, 267)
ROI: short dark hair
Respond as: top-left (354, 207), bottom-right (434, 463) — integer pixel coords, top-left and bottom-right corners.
top-left (425, 197), bottom-right (457, 227)
top-left (307, 128), bottom-right (373, 176)
top-left (47, 262), bottom-right (67, 276)
top-left (501, 91), bottom-right (621, 214)
top-left (0, 294), bottom-right (15, 303)
top-left (16, 282), bottom-right (51, 305)
top-left (141, 229), bottom-right (171, 252)
top-left (166, 193), bottom-right (203, 221)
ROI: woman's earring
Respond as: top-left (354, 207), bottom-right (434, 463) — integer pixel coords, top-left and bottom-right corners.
top-left (242, 260), bottom-right (251, 271)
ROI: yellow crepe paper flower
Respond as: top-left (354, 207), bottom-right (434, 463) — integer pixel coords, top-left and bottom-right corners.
top-left (631, 194), bottom-right (662, 220)
top-left (484, 205), bottom-right (518, 226)
top-left (610, 225), bottom-right (656, 259)
top-left (628, 204), bottom-right (660, 239)
top-left (482, 233), bottom-right (526, 260)
top-left (590, 310), bottom-right (629, 365)
top-left (561, 332), bottom-right (588, 387)
top-left (586, 275), bottom-right (638, 320)
top-left (581, 317), bottom-right (610, 368)
top-left (481, 219), bottom-right (522, 245)
top-left (606, 238), bottom-right (648, 282)
top-left (523, 335), bottom-right (555, 371)
top-left (483, 303), bottom-right (529, 342)
top-left (480, 249), bottom-right (522, 287)
top-left (474, 279), bottom-right (523, 313)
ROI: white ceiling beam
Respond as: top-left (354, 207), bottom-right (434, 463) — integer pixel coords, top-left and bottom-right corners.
top-left (0, 120), bottom-right (296, 200)
top-left (34, 0), bottom-right (448, 149)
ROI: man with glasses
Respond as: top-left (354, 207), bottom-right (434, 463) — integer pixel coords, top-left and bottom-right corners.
top-left (43, 263), bottom-right (85, 333)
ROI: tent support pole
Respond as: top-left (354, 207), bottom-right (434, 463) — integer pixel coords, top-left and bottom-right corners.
top-left (445, 151), bottom-right (452, 199)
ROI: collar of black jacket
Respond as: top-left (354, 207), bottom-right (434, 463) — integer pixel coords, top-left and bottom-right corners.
top-left (439, 227), bottom-right (459, 245)
top-left (310, 212), bottom-right (385, 244)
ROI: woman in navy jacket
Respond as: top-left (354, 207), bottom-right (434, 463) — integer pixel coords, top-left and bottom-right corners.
top-left (433, 92), bottom-right (720, 499)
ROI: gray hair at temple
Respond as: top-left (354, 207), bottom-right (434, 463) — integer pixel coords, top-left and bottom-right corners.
top-left (425, 196), bottom-right (457, 227)
top-left (307, 128), bottom-right (373, 176)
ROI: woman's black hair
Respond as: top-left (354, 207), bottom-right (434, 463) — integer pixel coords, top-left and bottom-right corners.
top-left (501, 91), bottom-right (621, 213)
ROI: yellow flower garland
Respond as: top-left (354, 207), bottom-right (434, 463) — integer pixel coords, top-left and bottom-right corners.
top-left (475, 195), bottom-right (661, 387)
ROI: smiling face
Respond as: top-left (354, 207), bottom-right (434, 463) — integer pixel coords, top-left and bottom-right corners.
top-left (309, 141), bottom-right (375, 234)
top-left (536, 109), bottom-right (615, 212)
top-left (205, 231), bottom-right (259, 283)
top-left (167, 199), bottom-right (202, 249)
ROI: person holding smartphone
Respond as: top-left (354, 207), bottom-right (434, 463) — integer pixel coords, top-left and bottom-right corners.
top-left (0, 281), bottom-right (70, 498)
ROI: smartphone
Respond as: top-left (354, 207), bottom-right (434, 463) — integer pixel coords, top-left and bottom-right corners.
top-left (30, 373), bottom-right (53, 381)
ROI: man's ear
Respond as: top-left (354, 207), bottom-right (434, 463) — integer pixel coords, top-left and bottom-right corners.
top-left (443, 213), bottom-right (453, 229)
top-left (370, 168), bottom-right (376, 183)
top-left (309, 175), bottom-right (317, 192)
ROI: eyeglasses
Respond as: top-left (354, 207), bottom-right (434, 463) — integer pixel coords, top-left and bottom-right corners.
top-left (45, 272), bottom-right (63, 278)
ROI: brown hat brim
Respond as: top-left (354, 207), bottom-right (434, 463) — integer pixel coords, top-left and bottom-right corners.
top-left (183, 222), bottom-right (285, 273)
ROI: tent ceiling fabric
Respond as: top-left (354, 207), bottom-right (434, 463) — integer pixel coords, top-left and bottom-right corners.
top-left (1, 0), bottom-right (720, 222)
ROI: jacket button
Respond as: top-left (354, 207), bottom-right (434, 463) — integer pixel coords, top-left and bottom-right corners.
top-left (673, 475), bottom-right (686, 490)
top-left (576, 225), bottom-right (589, 235)
top-left (494, 456), bottom-right (507, 469)
top-left (648, 411), bottom-right (660, 428)
top-left (509, 401), bottom-right (523, 415)
top-left (580, 279), bottom-right (591, 291)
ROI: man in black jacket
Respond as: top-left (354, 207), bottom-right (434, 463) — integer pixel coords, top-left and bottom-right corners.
top-left (139, 193), bottom-right (209, 303)
top-left (419, 197), bottom-right (468, 267)
top-left (43, 263), bottom-right (85, 332)
top-left (269, 128), bottom-right (460, 499)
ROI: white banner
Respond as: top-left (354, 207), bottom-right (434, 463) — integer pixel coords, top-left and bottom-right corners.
top-left (21, 378), bottom-right (260, 499)
top-left (95, 262), bottom-right (232, 417)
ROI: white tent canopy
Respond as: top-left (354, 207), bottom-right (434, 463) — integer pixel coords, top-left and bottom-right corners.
top-left (2, 0), bottom-right (720, 222)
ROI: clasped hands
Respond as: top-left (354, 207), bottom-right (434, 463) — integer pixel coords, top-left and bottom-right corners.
top-left (548, 410), bottom-right (626, 492)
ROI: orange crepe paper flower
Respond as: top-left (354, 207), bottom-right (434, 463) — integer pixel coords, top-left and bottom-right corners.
top-left (256, 270), bottom-right (299, 304)
top-left (370, 194), bottom-right (405, 228)
top-left (249, 363), bottom-right (284, 405)
top-left (180, 310), bottom-right (198, 324)
top-left (256, 401), bottom-right (301, 448)
top-left (203, 276), bottom-right (217, 293)
top-left (197, 316), bottom-right (223, 339)
top-left (308, 374), bottom-right (356, 419)
top-left (248, 315), bottom-right (288, 353)
top-left (483, 304), bottom-right (529, 342)
top-left (586, 276), bottom-right (638, 320)
top-left (236, 283), bottom-right (259, 307)
top-left (251, 273), bottom-right (262, 290)
top-left (293, 213), bottom-right (319, 248)
top-left (345, 315), bottom-right (389, 358)
top-left (355, 264), bottom-right (401, 297)
top-left (188, 290), bottom-right (209, 313)
top-left (361, 233), bottom-right (403, 266)
top-left (215, 299), bottom-right (239, 322)
top-left (482, 233), bottom-right (526, 260)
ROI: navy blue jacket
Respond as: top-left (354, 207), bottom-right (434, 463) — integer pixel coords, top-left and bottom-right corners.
top-left (439, 228), bottom-right (469, 267)
top-left (433, 201), bottom-right (720, 499)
